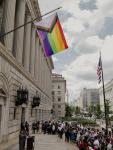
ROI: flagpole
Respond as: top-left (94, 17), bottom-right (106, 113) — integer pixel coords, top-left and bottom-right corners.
top-left (0, 7), bottom-right (62, 39)
top-left (100, 52), bottom-right (108, 135)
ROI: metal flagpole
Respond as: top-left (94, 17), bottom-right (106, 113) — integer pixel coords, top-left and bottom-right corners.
top-left (0, 7), bottom-right (62, 39)
top-left (100, 52), bottom-right (108, 135)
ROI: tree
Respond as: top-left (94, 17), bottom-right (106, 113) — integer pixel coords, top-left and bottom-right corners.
top-left (105, 99), bottom-right (112, 126)
top-left (95, 103), bottom-right (102, 118)
top-left (88, 104), bottom-right (96, 116)
top-left (65, 103), bottom-right (73, 117)
top-left (75, 106), bottom-right (80, 114)
top-left (106, 99), bottom-right (111, 114)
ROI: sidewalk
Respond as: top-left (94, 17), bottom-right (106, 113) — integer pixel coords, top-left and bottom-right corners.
top-left (2, 133), bottom-right (78, 150)
top-left (34, 134), bottom-right (78, 150)
top-left (0, 138), bottom-right (18, 150)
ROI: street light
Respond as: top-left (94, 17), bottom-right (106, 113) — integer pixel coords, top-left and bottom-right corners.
top-left (32, 91), bottom-right (41, 108)
top-left (32, 96), bottom-right (41, 108)
top-left (16, 87), bottom-right (29, 106)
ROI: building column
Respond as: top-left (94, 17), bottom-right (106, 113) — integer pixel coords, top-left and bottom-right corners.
top-left (34, 37), bottom-right (39, 81)
top-left (3, 0), bottom-right (16, 51)
top-left (23, 15), bottom-right (31, 71)
top-left (30, 27), bottom-right (36, 76)
top-left (13, 0), bottom-right (25, 64)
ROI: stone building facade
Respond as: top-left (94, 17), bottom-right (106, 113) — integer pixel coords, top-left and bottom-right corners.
top-left (52, 73), bottom-right (66, 119)
top-left (99, 79), bottom-right (113, 111)
top-left (0, 0), bottom-right (53, 145)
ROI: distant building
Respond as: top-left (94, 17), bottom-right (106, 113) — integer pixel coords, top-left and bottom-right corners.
top-left (52, 73), bottom-right (66, 119)
top-left (65, 89), bottom-right (69, 104)
top-left (75, 97), bottom-right (83, 109)
top-left (99, 79), bottom-right (113, 111)
top-left (80, 88), bottom-right (100, 110)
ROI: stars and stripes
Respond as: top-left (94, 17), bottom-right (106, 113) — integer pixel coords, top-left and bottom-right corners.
top-left (97, 55), bottom-right (102, 84)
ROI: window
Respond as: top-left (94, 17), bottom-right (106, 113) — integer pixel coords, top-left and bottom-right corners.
top-left (58, 111), bottom-right (61, 115)
top-left (52, 91), bottom-right (55, 95)
top-left (31, 108), bottom-right (33, 117)
top-left (58, 91), bottom-right (61, 95)
top-left (0, 0), bottom-right (4, 43)
top-left (0, 0), bottom-right (3, 30)
top-left (58, 105), bottom-right (61, 108)
top-left (14, 107), bottom-right (17, 120)
top-left (58, 85), bottom-right (60, 89)
top-left (58, 97), bottom-right (61, 102)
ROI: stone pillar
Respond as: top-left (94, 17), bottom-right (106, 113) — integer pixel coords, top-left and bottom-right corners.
top-left (30, 27), bottom-right (36, 76)
top-left (34, 37), bottom-right (39, 80)
top-left (23, 15), bottom-right (31, 71)
top-left (38, 45), bottom-right (42, 86)
top-left (13, 0), bottom-right (25, 64)
top-left (3, 0), bottom-right (16, 51)
top-left (39, 109), bottom-right (41, 121)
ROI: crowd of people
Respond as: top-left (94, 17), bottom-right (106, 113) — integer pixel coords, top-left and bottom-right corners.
top-left (19, 120), bottom-right (113, 150)
top-left (40, 120), bottom-right (113, 150)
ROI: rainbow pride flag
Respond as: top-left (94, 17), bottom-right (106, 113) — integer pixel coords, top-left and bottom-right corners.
top-left (35, 13), bottom-right (68, 57)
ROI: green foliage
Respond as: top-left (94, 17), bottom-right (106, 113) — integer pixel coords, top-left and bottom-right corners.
top-left (95, 103), bottom-right (102, 119)
top-left (65, 104), bottom-right (81, 117)
top-left (88, 104), bottom-right (96, 115)
top-left (106, 99), bottom-right (112, 114)
top-left (62, 117), bottom-right (97, 126)
top-left (88, 103), bottom-right (102, 118)
top-left (110, 115), bottom-right (113, 121)
top-left (65, 103), bottom-right (73, 117)
top-left (75, 106), bottom-right (81, 114)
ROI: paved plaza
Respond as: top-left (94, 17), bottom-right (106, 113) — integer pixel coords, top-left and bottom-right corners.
top-left (6, 134), bottom-right (78, 150)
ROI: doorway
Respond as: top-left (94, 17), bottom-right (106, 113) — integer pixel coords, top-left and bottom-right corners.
top-left (0, 105), bottom-right (2, 142)
top-left (0, 96), bottom-right (8, 143)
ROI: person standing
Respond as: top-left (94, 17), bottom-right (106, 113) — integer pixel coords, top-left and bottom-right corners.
top-left (64, 123), bottom-right (70, 142)
top-left (32, 122), bottom-right (36, 134)
top-left (52, 123), bottom-right (56, 135)
top-left (19, 130), bottom-right (27, 150)
top-left (58, 123), bottom-right (64, 139)
top-left (25, 121), bottom-right (29, 135)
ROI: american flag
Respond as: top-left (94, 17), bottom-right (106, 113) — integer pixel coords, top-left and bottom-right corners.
top-left (97, 55), bottom-right (102, 84)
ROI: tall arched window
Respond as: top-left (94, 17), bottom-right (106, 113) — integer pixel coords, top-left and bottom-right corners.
top-left (0, 0), bottom-right (4, 43)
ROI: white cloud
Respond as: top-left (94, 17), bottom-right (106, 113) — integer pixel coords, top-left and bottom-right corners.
top-left (62, 35), bottom-right (113, 101)
top-left (63, 18), bottom-right (85, 33)
top-left (76, 36), bottom-right (102, 55)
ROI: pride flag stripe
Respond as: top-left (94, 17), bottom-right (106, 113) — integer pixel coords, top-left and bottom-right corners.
top-left (57, 19), bottom-right (68, 49)
top-left (48, 33), bottom-right (57, 53)
top-left (37, 14), bottom-right (68, 57)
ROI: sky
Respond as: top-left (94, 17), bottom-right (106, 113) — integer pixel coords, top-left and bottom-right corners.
top-left (38, 0), bottom-right (113, 102)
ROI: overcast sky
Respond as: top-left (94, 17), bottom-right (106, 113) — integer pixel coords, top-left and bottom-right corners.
top-left (38, 0), bottom-right (113, 102)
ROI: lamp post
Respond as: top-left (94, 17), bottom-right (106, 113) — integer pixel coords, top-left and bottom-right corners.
top-left (32, 91), bottom-right (41, 108)
top-left (16, 87), bottom-right (29, 106)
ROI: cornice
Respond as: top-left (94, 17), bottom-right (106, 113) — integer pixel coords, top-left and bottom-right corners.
top-left (0, 43), bottom-right (51, 99)
top-left (30, 0), bottom-right (41, 20)
top-left (26, 0), bottom-right (35, 19)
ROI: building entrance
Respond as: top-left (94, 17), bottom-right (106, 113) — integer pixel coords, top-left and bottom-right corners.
top-left (0, 105), bottom-right (2, 143)
top-left (0, 95), bottom-right (7, 143)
